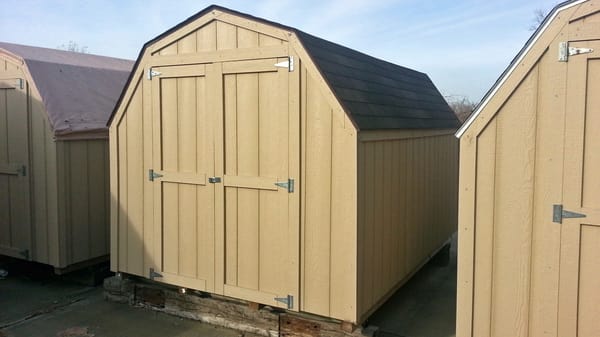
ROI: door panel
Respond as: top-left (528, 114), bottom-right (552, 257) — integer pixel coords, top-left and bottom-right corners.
top-left (151, 65), bottom-right (214, 291)
top-left (558, 41), bottom-right (600, 337)
top-left (0, 79), bottom-right (31, 260)
top-left (221, 58), bottom-right (299, 309)
top-left (150, 55), bottom-right (299, 309)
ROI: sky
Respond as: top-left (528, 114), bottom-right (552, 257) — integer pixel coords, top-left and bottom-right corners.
top-left (0, 0), bottom-right (562, 102)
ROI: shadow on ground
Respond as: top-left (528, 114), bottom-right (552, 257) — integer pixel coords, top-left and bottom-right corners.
top-left (369, 234), bottom-right (457, 337)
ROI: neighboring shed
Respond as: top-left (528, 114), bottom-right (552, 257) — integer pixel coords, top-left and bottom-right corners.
top-left (0, 42), bottom-right (133, 272)
top-left (109, 5), bottom-right (459, 324)
top-left (456, 1), bottom-right (600, 336)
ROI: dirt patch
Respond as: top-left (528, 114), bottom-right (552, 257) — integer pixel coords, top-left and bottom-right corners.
top-left (56, 327), bottom-right (94, 337)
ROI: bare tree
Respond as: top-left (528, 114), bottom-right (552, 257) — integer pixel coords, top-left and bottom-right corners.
top-left (446, 96), bottom-right (477, 123)
top-left (57, 41), bottom-right (88, 53)
top-left (529, 9), bottom-right (547, 31)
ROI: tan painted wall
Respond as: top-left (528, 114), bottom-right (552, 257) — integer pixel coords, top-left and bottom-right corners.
top-left (0, 54), bottom-right (109, 270)
top-left (457, 2), bottom-right (600, 336)
top-left (357, 130), bottom-right (458, 321)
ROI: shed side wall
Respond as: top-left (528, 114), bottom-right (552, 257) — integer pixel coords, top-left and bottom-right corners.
top-left (56, 139), bottom-right (109, 268)
top-left (29, 85), bottom-right (60, 266)
top-left (300, 66), bottom-right (358, 322)
top-left (357, 130), bottom-right (458, 322)
top-left (458, 42), bottom-right (569, 336)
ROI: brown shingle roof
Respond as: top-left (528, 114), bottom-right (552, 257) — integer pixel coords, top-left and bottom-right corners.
top-left (0, 42), bottom-right (133, 139)
top-left (110, 5), bottom-right (458, 130)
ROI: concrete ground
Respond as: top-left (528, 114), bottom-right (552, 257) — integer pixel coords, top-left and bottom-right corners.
top-left (0, 258), bottom-right (249, 337)
top-left (0, 236), bottom-right (457, 337)
top-left (369, 234), bottom-right (457, 337)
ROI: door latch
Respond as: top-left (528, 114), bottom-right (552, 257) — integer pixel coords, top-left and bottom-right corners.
top-left (208, 177), bottom-right (221, 183)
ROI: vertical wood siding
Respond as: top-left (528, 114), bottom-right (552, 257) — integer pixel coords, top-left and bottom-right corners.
top-left (56, 139), bottom-right (109, 267)
top-left (357, 132), bottom-right (458, 321)
top-left (300, 67), bottom-right (358, 321)
top-left (458, 30), bottom-right (571, 337)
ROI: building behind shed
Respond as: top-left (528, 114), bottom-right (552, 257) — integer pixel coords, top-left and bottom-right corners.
top-left (0, 42), bottom-right (132, 271)
top-left (109, 5), bottom-right (459, 324)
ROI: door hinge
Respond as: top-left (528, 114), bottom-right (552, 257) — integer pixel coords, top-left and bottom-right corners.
top-left (274, 56), bottom-right (294, 72)
top-left (16, 78), bottom-right (24, 89)
top-left (553, 204), bottom-right (586, 224)
top-left (17, 165), bottom-right (26, 176)
top-left (148, 169), bottom-right (163, 181)
top-left (275, 178), bottom-right (294, 193)
top-left (149, 268), bottom-right (163, 280)
top-left (558, 42), bottom-right (594, 62)
top-left (274, 294), bottom-right (294, 309)
top-left (208, 176), bottom-right (221, 183)
top-left (147, 68), bottom-right (162, 79)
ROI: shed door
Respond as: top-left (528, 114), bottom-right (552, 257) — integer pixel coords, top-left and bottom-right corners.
top-left (0, 78), bottom-right (31, 260)
top-left (218, 58), bottom-right (300, 310)
top-left (151, 65), bottom-right (215, 291)
top-left (558, 41), bottom-right (600, 336)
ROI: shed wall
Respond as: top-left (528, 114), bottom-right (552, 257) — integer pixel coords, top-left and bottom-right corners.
top-left (456, 20), bottom-right (573, 337)
top-left (56, 139), bottom-right (109, 268)
top-left (111, 18), bottom-right (360, 322)
top-left (357, 130), bottom-right (458, 321)
top-left (1, 55), bottom-right (109, 269)
top-left (0, 59), bottom-right (31, 260)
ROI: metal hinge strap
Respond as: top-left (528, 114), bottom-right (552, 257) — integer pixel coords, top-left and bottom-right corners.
top-left (148, 169), bottom-right (163, 181)
top-left (274, 295), bottom-right (294, 309)
top-left (275, 178), bottom-right (294, 193)
top-left (274, 56), bottom-right (294, 72)
top-left (208, 176), bottom-right (221, 183)
top-left (553, 204), bottom-right (586, 224)
top-left (147, 68), bottom-right (162, 79)
top-left (149, 268), bottom-right (163, 280)
top-left (558, 42), bottom-right (594, 62)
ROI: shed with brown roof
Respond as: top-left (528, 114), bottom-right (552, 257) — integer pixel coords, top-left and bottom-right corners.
top-left (109, 5), bottom-right (459, 325)
top-left (0, 42), bottom-right (132, 272)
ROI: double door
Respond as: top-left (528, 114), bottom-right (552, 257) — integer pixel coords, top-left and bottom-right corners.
top-left (149, 55), bottom-right (299, 310)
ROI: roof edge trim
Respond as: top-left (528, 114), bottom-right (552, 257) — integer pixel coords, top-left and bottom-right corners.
top-left (455, 0), bottom-right (586, 138)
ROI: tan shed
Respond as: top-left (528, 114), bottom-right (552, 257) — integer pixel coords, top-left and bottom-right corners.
top-left (109, 5), bottom-right (459, 324)
top-left (456, 1), bottom-right (600, 336)
top-left (0, 42), bottom-right (133, 272)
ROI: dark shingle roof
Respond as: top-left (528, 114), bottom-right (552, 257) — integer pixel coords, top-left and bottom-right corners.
top-left (0, 42), bottom-right (133, 139)
top-left (109, 5), bottom-right (459, 130)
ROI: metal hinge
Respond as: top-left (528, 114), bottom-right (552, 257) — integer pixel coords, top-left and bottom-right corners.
top-left (148, 169), bottom-right (163, 181)
top-left (147, 68), bottom-right (162, 79)
top-left (149, 268), bottom-right (163, 280)
top-left (275, 178), bottom-right (294, 193)
top-left (558, 42), bottom-right (594, 62)
top-left (208, 176), bottom-right (221, 183)
top-left (16, 78), bottom-right (23, 89)
top-left (274, 56), bottom-right (294, 72)
top-left (18, 165), bottom-right (26, 176)
top-left (274, 295), bottom-right (294, 309)
top-left (553, 204), bottom-right (586, 224)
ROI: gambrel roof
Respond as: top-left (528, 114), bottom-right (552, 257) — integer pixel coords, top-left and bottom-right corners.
top-left (0, 42), bottom-right (133, 139)
top-left (110, 5), bottom-right (459, 130)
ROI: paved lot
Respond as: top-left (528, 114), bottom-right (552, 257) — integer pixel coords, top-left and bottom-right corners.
top-left (0, 236), bottom-right (456, 337)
